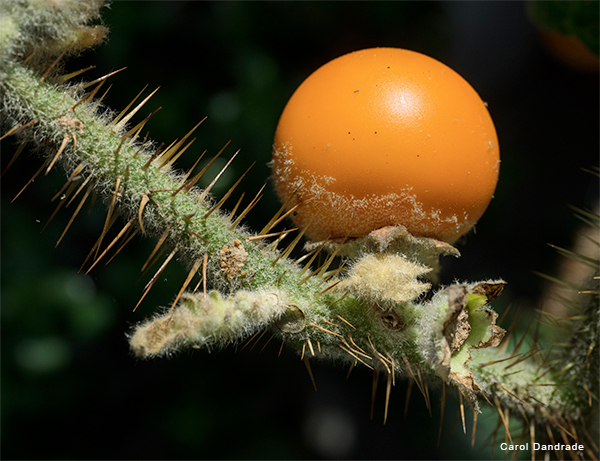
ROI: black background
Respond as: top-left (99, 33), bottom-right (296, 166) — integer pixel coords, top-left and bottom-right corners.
top-left (2, 2), bottom-right (598, 460)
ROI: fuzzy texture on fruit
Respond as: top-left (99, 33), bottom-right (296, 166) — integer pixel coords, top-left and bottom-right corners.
top-left (272, 47), bottom-right (500, 243)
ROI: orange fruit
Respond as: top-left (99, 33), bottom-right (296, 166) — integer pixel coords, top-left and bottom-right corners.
top-left (271, 47), bottom-right (500, 244)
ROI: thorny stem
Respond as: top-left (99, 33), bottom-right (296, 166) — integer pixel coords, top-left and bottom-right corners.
top-left (1, 1), bottom-right (597, 457)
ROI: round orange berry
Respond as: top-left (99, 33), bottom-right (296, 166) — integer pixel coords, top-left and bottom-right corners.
top-left (271, 47), bottom-right (500, 244)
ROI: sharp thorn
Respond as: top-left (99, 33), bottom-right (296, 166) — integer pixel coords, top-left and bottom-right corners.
top-left (539, 407), bottom-right (576, 441)
top-left (472, 411), bottom-right (478, 448)
top-left (65, 173), bottom-right (93, 208)
top-left (152, 138), bottom-right (180, 169)
top-left (141, 146), bottom-right (162, 171)
top-left (437, 382), bottom-right (446, 446)
top-left (86, 218), bottom-right (134, 275)
top-left (200, 151), bottom-right (247, 215)
top-left (493, 397), bottom-right (512, 443)
top-left (422, 374), bottom-right (431, 416)
top-left (259, 334), bottom-right (275, 354)
top-left (370, 369), bottom-right (379, 420)
top-left (1, 141), bottom-right (28, 178)
top-left (43, 181), bottom-right (78, 233)
top-left (346, 362), bottom-right (355, 379)
top-left (366, 334), bottom-right (391, 375)
top-left (79, 78), bottom-right (106, 109)
top-left (259, 201), bottom-right (301, 236)
top-left (156, 118), bottom-right (207, 170)
top-left (177, 150), bottom-right (206, 187)
top-left (45, 135), bottom-right (70, 175)
top-left (1, 119), bottom-right (37, 141)
top-left (110, 84), bottom-right (149, 127)
top-left (56, 65), bottom-right (96, 83)
top-left (82, 67), bottom-right (127, 90)
top-left (505, 347), bottom-right (540, 370)
top-left (299, 243), bottom-right (325, 277)
top-left (169, 258), bottom-right (203, 313)
top-left (141, 224), bottom-right (173, 272)
top-left (529, 419), bottom-right (535, 461)
top-left (202, 253), bottom-right (208, 298)
top-left (336, 314), bottom-right (355, 330)
top-left (404, 379), bottom-right (413, 417)
top-left (116, 107), bottom-right (162, 155)
top-left (112, 84), bottom-right (158, 132)
top-left (104, 226), bottom-right (138, 266)
top-left (180, 143), bottom-right (230, 194)
top-left (138, 194), bottom-right (150, 234)
top-left (339, 343), bottom-right (372, 370)
top-left (249, 329), bottom-right (268, 352)
top-left (267, 272), bottom-right (284, 289)
top-left (229, 191), bottom-right (245, 222)
top-left (39, 48), bottom-right (69, 84)
top-left (70, 90), bottom-right (95, 112)
top-left (317, 239), bottom-right (346, 277)
top-left (306, 337), bottom-right (315, 356)
top-left (187, 229), bottom-right (210, 243)
top-left (12, 160), bottom-right (47, 202)
top-left (347, 336), bottom-right (372, 360)
top-left (268, 229), bottom-right (292, 252)
top-left (271, 227), bottom-right (307, 267)
top-left (302, 358), bottom-right (317, 391)
top-left (384, 372), bottom-right (392, 425)
top-left (56, 180), bottom-right (94, 247)
top-left (79, 209), bottom-right (120, 273)
top-left (229, 183), bottom-right (266, 230)
top-left (95, 176), bottom-right (121, 257)
top-left (165, 137), bottom-right (196, 170)
top-left (316, 279), bottom-right (343, 296)
top-left (191, 272), bottom-right (204, 294)
top-left (134, 247), bottom-right (178, 312)
top-left (497, 383), bottom-right (534, 409)
top-left (308, 323), bottom-right (342, 338)
top-left (246, 228), bottom-right (298, 242)
top-left (459, 390), bottom-right (467, 435)
top-left (239, 329), bottom-right (262, 352)
top-left (298, 266), bottom-right (322, 286)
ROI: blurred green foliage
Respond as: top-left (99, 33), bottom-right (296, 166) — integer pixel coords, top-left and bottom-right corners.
top-left (528, 0), bottom-right (599, 54)
top-left (2, 2), bottom-right (598, 459)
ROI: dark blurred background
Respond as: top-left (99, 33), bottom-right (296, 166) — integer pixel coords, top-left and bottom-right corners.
top-left (2, 2), bottom-right (598, 459)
